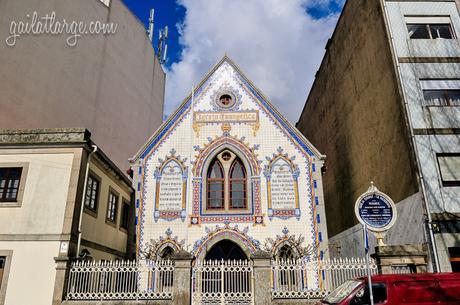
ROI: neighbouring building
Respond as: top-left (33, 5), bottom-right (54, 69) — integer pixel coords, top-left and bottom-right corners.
top-left (131, 56), bottom-right (328, 303)
top-left (297, 0), bottom-right (460, 272)
top-left (0, 0), bottom-right (165, 169)
top-left (0, 128), bottom-right (134, 305)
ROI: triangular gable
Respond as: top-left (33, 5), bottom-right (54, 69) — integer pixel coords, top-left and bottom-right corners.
top-left (130, 55), bottom-right (325, 163)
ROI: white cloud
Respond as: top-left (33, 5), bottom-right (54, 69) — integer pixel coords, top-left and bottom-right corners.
top-left (165, 0), bottom-right (340, 123)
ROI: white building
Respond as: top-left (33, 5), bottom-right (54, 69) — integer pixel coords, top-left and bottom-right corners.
top-left (131, 56), bottom-right (328, 265)
top-left (384, 0), bottom-right (460, 272)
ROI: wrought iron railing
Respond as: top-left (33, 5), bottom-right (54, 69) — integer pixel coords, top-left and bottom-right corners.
top-left (271, 257), bottom-right (378, 299)
top-left (192, 259), bottom-right (254, 305)
top-left (66, 259), bottom-right (174, 300)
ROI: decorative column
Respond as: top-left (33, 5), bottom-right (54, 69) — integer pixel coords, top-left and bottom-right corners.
top-left (172, 250), bottom-right (194, 305)
top-left (251, 250), bottom-right (272, 305)
top-left (372, 244), bottom-right (428, 274)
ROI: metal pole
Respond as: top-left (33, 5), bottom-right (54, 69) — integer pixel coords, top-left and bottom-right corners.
top-left (363, 224), bottom-right (374, 305)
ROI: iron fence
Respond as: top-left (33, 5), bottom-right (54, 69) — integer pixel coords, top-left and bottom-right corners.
top-left (66, 259), bottom-right (174, 300)
top-left (271, 257), bottom-right (378, 299)
top-left (192, 259), bottom-right (253, 305)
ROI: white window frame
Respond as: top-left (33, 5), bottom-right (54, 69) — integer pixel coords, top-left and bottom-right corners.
top-left (437, 154), bottom-right (460, 187)
top-left (419, 79), bottom-right (460, 106)
top-left (405, 16), bottom-right (456, 39)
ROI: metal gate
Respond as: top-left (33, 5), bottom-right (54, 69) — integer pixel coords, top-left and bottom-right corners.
top-left (192, 260), bottom-right (254, 305)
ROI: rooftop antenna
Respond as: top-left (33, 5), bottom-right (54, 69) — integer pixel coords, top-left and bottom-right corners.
top-left (157, 26), bottom-right (168, 64)
top-left (147, 8), bottom-right (154, 42)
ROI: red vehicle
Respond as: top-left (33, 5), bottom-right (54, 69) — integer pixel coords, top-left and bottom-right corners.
top-left (317, 273), bottom-right (460, 305)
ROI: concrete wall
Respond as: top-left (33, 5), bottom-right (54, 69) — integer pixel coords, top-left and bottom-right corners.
top-left (0, 150), bottom-right (75, 235)
top-left (0, 0), bottom-right (165, 169)
top-left (296, 0), bottom-right (418, 238)
top-left (0, 241), bottom-right (61, 305)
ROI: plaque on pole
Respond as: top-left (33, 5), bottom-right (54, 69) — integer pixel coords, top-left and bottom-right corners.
top-left (355, 182), bottom-right (397, 305)
top-left (355, 182), bottom-right (397, 245)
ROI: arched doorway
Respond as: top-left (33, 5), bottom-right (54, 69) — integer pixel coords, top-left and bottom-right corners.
top-left (205, 240), bottom-right (248, 261)
top-left (194, 240), bottom-right (252, 304)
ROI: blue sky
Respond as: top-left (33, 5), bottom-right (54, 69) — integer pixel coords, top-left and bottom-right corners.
top-left (122, 0), bottom-right (186, 67)
top-left (122, 0), bottom-right (344, 122)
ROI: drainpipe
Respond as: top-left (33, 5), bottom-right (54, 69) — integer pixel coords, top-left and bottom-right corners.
top-left (379, 0), bottom-right (440, 272)
top-left (76, 144), bottom-right (98, 257)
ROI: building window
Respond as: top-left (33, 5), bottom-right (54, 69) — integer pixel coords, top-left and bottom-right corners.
top-left (0, 257), bottom-right (4, 289)
top-left (229, 159), bottom-right (247, 209)
top-left (0, 251), bottom-right (12, 305)
top-left (205, 150), bottom-right (248, 212)
top-left (0, 168), bottom-right (22, 202)
top-left (216, 92), bottom-right (236, 109)
top-left (207, 159), bottom-right (225, 209)
top-left (84, 174), bottom-right (100, 213)
top-left (106, 190), bottom-right (118, 224)
top-left (437, 154), bottom-right (460, 187)
top-left (120, 200), bottom-right (130, 231)
top-left (449, 247), bottom-right (460, 272)
top-left (423, 90), bottom-right (460, 106)
top-left (406, 16), bottom-right (455, 39)
top-left (277, 245), bottom-right (295, 261)
top-left (420, 79), bottom-right (460, 106)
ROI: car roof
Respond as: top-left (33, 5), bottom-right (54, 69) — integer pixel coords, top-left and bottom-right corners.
top-left (359, 273), bottom-right (460, 282)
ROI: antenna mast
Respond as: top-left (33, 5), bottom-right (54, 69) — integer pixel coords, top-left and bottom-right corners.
top-left (157, 26), bottom-right (168, 64)
top-left (147, 8), bottom-right (154, 42)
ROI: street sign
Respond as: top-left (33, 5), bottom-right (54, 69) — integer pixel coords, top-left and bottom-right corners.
top-left (355, 182), bottom-right (397, 232)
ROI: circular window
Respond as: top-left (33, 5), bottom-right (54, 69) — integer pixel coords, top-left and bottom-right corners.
top-left (220, 94), bottom-right (232, 106)
top-left (216, 92), bottom-right (236, 109)
top-left (221, 151), bottom-right (232, 161)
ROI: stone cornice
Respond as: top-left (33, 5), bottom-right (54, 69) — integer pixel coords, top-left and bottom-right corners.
top-left (0, 128), bottom-right (90, 145)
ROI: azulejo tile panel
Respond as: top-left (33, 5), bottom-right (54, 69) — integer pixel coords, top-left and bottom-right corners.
top-left (132, 56), bottom-right (326, 261)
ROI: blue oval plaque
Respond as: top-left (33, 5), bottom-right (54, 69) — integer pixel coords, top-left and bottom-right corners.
top-left (358, 195), bottom-right (393, 228)
top-left (355, 184), bottom-right (396, 232)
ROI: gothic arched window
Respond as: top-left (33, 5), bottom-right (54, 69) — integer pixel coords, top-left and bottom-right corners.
top-left (159, 246), bottom-right (175, 260)
top-left (207, 159), bottom-right (224, 209)
top-left (205, 150), bottom-right (248, 212)
top-left (278, 245), bottom-right (295, 260)
top-left (230, 159), bottom-right (246, 209)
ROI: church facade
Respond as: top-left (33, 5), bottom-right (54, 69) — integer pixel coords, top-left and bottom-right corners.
top-left (131, 56), bottom-right (328, 264)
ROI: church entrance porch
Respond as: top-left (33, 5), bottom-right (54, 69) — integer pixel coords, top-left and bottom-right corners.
top-left (192, 240), bottom-right (254, 305)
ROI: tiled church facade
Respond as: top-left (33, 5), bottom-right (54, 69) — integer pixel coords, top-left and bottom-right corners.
top-left (131, 56), bottom-right (328, 263)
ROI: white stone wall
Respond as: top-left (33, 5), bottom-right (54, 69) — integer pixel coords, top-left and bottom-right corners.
top-left (385, 2), bottom-right (460, 214)
top-left (385, 1), bottom-right (460, 58)
top-left (133, 60), bottom-right (328, 260)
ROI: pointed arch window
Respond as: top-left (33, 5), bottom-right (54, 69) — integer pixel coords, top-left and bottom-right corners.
top-left (207, 159), bottom-right (224, 209)
top-left (230, 159), bottom-right (246, 209)
top-left (205, 150), bottom-right (249, 212)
